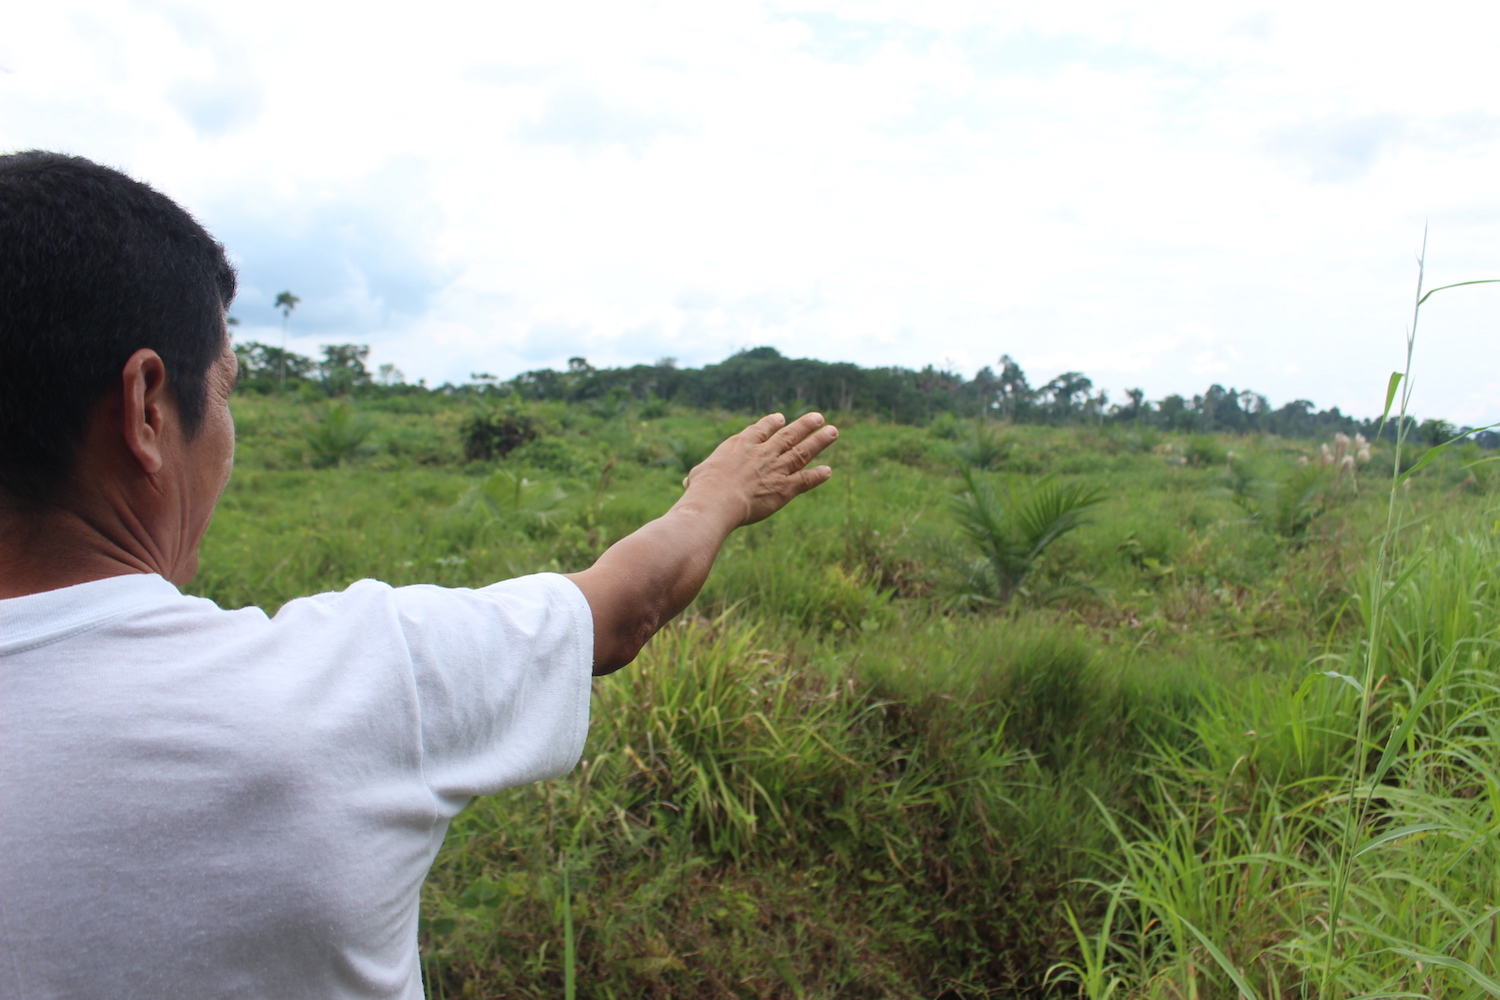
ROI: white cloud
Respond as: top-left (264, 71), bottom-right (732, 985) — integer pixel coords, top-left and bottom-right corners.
top-left (2, 0), bottom-right (1498, 419)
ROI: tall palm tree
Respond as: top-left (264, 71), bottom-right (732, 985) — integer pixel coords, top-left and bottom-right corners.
top-left (274, 291), bottom-right (300, 387)
top-left (1044, 372), bottom-right (1093, 413)
top-left (996, 354), bottom-right (1030, 419)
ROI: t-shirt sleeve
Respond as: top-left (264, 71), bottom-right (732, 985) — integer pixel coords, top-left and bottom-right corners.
top-left (393, 572), bottom-right (594, 806)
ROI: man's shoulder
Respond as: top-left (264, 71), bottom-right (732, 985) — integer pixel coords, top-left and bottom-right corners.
top-left (0, 572), bottom-right (196, 656)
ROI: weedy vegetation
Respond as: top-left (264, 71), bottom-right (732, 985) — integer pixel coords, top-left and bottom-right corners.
top-left (201, 268), bottom-right (1498, 998)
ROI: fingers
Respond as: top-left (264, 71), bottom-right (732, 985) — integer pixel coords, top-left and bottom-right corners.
top-left (769, 411), bottom-right (825, 450)
top-left (748, 412), bottom-right (837, 471)
top-left (744, 412), bottom-right (787, 444)
top-left (787, 465), bottom-right (834, 496)
top-left (779, 423), bottom-right (838, 472)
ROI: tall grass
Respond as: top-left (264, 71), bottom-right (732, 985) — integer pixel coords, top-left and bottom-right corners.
top-left (418, 615), bottom-right (1075, 996)
top-left (1074, 247), bottom-right (1500, 999)
top-left (1083, 531), bottom-right (1500, 998)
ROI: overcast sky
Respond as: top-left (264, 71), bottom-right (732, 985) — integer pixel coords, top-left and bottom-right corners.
top-left (4, 0), bottom-right (1498, 422)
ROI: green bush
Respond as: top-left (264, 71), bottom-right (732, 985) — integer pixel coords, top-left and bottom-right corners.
top-left (637, 392), bottom-right (671, 420)
top-left (511, 436), bottom-right (596, 477)
top-left (927, 412), bottom-right (964, 440)
top-left (460, 410), bottom-right (539, 462)
top-left (1184, 434), bottom-right (1225, 467)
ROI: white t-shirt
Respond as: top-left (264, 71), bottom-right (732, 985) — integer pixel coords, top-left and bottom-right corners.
top-left (0, 571), bottom-right (594, 1000)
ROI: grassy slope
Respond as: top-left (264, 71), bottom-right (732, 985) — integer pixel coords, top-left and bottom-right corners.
top-left (195, 393), bottom-right (1498, 998)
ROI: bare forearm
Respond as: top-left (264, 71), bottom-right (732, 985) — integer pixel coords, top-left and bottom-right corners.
top-left (567, 498), bottom-right (738, 674)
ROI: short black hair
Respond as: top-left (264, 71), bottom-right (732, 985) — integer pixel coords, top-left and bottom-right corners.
top-left (0, 151), bottom-right (237, 509)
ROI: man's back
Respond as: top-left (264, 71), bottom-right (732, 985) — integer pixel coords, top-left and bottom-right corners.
top-left (0, 572), bottom-right (592, 999)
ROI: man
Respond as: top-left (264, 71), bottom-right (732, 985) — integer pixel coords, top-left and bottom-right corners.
top-left (0, 151), bottom-right (837, 999)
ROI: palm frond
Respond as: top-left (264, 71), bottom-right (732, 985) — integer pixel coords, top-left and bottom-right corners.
top-left (948, 467), bottom-right (1005, 549)
top-left (1014, 478), bottom-right (1107, 562)
top-left (948, 467), bottom-right (1030, 594)
top-left (950, 468), bottom-right (1104, 602)
top-left (1269, 462), bottom-right (1328, 540)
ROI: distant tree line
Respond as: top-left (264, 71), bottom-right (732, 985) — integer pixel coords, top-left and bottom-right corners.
top-left (233, 341), bottom-right (1495, 447)
top-left (234, 341), bottom-right (412, 396)
top-left (501, 347), bottom-right (1491, 447)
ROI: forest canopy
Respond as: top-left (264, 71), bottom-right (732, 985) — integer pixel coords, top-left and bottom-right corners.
top-left (234, 341), bottom-right (1493, 447)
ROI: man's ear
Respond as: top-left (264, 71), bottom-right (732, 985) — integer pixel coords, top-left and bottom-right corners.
top-left (120, 349), bottom-right (171, 476)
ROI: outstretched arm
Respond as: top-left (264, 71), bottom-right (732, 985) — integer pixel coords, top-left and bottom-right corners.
top-left (567, 411), bottom-right (838, 675)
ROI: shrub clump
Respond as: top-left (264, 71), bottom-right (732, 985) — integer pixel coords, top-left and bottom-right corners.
top-left (461, 411), bottom-right (539, 462)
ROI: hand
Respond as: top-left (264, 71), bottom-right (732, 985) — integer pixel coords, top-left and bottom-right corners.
top-left (571, 411), bottom-right (839, 674)
top-left (682, 412), bottom-right (839, 528)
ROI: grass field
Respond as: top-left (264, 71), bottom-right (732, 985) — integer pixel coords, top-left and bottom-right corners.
top-left (195, 389), bottom-right (1499, 998)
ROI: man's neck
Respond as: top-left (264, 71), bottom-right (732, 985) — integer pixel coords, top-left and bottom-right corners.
top-left (0, 505), bottom-right (156, 600)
